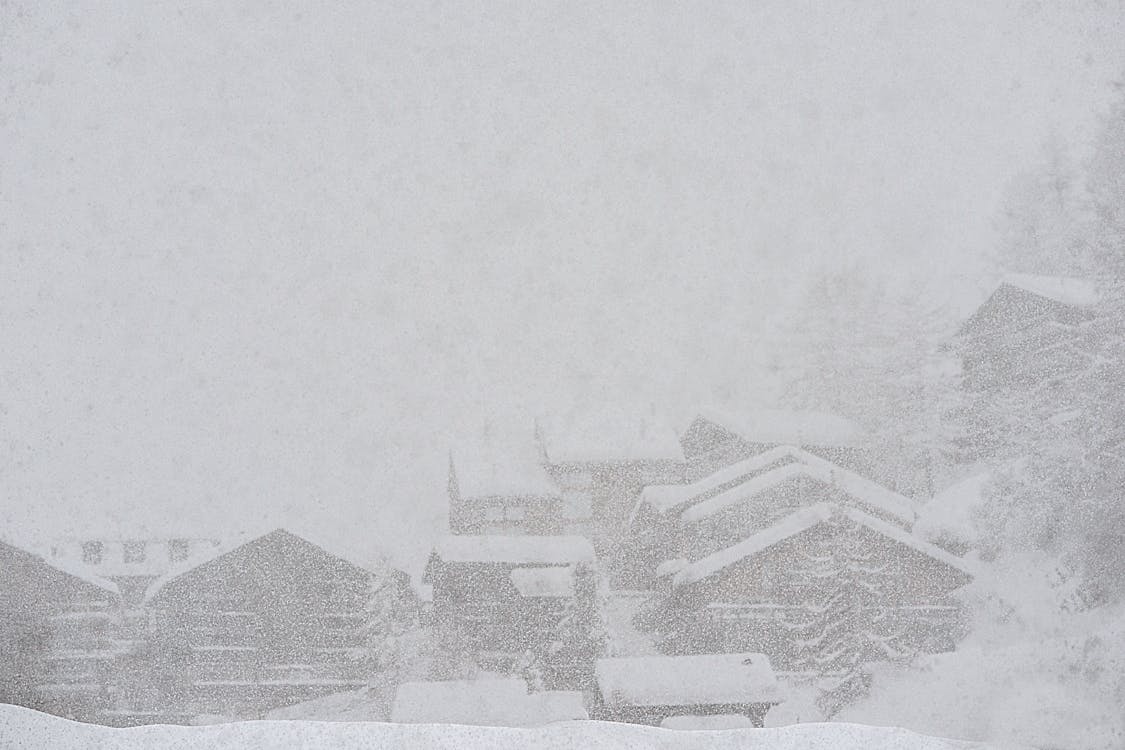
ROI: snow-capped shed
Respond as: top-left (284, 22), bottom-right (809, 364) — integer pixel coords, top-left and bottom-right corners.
top-left (0, 537), bottom-right (120, 723)
top-left (644, 503), bottom-right (974, 670)
top-left (593, 652), bottom-right (782, 726)
top-left (447, 432), bottom-right (563, 536)
top-left (140, 528), bottom-right (410, 719)
top-left (535, 408), bottom-right (687, 548)
top-left (390, 678), bottom-right (588, 726)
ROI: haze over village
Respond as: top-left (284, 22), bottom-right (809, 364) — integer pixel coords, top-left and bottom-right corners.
top-left (3, 3), bottom-right (1125, 749)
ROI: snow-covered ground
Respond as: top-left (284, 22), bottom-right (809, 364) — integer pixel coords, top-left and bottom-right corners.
top-left (0, 704), bottom-right (1020, 750)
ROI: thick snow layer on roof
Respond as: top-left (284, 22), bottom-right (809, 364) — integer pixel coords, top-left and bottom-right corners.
top-left (433, 534), bottom-right (595, 565)
top-left (671, 446), bottom-right (915, 525)
top-left (510, 565), bottom-right (575, 597)
top-left (660, 714), bottom-right (757, 730)
top-left (696, 408), bottom-right (867, 447)
top-left (391, 679), bottom-right (587, 725)
top-left (915, 473), bottom-right (990, 547)
top-left (0, 702), bottom-right (1017, 748)
top-left (596, 652), bottom-right (783, 707)
top-left (639, 445), bottom-right (799, 513)
top-left (1001, 273), bottom-right (1099, 307)
top-left (450, 435), bottom-right (559, 499)
top-left (537, 409), bottom-right (685, 463)
top-left (674, 504), bottom-right (975, 588)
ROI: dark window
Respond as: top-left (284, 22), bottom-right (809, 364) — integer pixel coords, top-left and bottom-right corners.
top-left (81, 541), bottom-right (104, 565)
top-left (123, 540), bottom-right (146, 563)
top-left (168, 539), bottom-right (190, 562)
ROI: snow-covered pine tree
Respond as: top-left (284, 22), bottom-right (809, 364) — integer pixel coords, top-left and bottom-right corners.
top-left (783, 514), bottom-right (912, 717)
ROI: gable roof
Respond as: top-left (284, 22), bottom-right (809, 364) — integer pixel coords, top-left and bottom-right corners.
top-left (0, 536), bottom-right (120, 598)
top-left (143, 528), bottom-right (385, 603)
top-left (431, 534), bottom-right (595, 566)
top-left (595, 652), bottom-right (783, 707)
top-left (637, 444), bottom-right (915, 525)
top-left (672, 503), bottom-right (976, 589)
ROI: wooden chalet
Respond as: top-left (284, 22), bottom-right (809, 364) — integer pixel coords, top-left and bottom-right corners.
top-left (641, 503), bottom-right (974, 671)
top-left (592, 652), bottom-right (783, 726)
top-left (0, 536), bottom-right (121, 723)
top-left (131, 528), bottom-right (409, 722)
top-left (424, 534), bottom-right (595, 674)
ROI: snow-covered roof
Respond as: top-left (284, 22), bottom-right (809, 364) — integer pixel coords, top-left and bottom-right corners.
top-left (680, 458), bottom-right (916, 527)
top-left (651, 445), bottom-right (915, 525)
top-left (510, 565), bottom-right (576, 597)
top-left (596, 653), bottom-right (783, 707)
top-left (391, 679), bottom-right (588, 726)
top-left (450, 438), bottom-right (559, 500)
top-left (0, 535), bottom-right (120, 597)
top-left (432, 534), bottom-right (595, 565)
top-left (694, 408), bottom-right (867, 448)
top-left (537, 409), bottom-right (685, 464)
top-left (638, 445), bottom-right (805, 514)
top-left (660, 714), bottom-right (757, 730)
top-left (674, 503), bottom-right (976, 588)
top-left (1000, 273), bottom-right (1099, 307)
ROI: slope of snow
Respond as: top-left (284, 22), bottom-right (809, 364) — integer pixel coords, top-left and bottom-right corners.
top-left (914, 473), bottom-right (990, 548)
top-left (0, 703), bottom-right (1018, 749)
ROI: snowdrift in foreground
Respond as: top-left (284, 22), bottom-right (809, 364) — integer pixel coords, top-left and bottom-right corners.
top-left (0, 704), bottom-right (1019, 750)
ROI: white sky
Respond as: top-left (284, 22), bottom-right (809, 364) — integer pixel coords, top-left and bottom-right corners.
top-left (2, 1), bottom-right (1124, 571)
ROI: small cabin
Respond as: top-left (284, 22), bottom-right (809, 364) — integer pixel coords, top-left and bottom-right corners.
top-left (593, 652), bottom-right (783, 727)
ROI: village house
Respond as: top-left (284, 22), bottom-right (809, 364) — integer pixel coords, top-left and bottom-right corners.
top-left (639, 503), bottom-right (974, 671)
top-left (592, 652), bottom-right (783, 727)
top-left (125, 528), bottom-right (410, 723)
top-left (0, 536), bottom-right (121, 723)
top-left (423, 534), bottom-right (596, 679)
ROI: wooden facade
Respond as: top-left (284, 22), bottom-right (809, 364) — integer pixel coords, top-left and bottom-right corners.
top-left (129, 529), bottom-right (408, 721)
top-left (644, 505), bottom-right (973, 672)
top-left (0, 538), bottom-right (121, 723)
